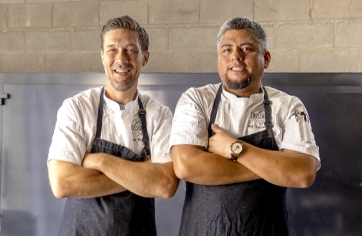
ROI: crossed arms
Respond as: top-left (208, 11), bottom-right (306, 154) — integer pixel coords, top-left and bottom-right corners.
top-left (172, 124), bottom-right (318, 188)
top-left (48, 154), bottom-right (179, 199)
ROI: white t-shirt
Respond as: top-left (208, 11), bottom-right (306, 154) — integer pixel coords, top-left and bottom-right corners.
top-left (48, 87), bottom-right (173, 166)
top-left (169, 83), bottom-right (320, 165)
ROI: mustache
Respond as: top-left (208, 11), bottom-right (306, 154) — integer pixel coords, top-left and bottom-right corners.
top-left (112, 63), bottom-right (132, 70)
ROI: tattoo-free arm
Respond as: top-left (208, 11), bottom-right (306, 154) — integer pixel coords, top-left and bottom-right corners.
top-left (208, 124), bottom-right (318, 188)
top-left (82, 153), bottom-right (179, 198)
top-left (237, 146), bottom-right (318, 188)
top-left (172, 144), bottom-right (260, 185)
top-left (48, 159), bottom-right (126, 198)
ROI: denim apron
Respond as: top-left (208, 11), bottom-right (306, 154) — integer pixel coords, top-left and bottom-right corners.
top-left (59, 87), bottom-right (157, 236)
top-left (179, 85), bottom-right (289, 236)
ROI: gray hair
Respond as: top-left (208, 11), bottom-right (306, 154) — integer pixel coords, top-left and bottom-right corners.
top-left (101, 15), bottom-right (149, 53)
top-left (217, 17), bottom-right (267, 53)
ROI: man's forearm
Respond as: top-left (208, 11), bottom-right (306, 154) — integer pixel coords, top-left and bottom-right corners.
top-left (236, 144), bottom-right (318, 188)
top-left (48, 159), bottom-right (126, 198)
top-left (83, 153), bottom-right (179, 198)
top-left (207, 124), bottom-right (318, 188)
top-left (172, 145), bottom-right (260, 185)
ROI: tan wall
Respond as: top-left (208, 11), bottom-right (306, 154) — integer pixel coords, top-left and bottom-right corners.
top-left (1, 0), bottom-right (362, 73)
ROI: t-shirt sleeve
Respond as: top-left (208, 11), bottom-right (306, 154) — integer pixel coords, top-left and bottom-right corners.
top-left (169, 90), bottom-right (209, 150)
top-left (280, 96), bottom-right (321, 168)
top-left (47, 99), bottom-right (87, 166)
top-left (149, 104), bottom-right (173, 164)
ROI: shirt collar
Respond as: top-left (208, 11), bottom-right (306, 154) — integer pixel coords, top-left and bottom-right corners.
top-left (103, 89), bottom-right (140, 112)
top-left (221, 84), bottom-right (264, 103)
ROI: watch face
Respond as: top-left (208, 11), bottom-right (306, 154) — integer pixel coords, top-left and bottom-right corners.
top-left (231, 142), bottom-right (243, 154)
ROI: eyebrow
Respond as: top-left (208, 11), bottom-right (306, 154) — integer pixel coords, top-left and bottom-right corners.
top-left (219, 43), bottom-right (232, 49)
top-left (219, 42), bottom-right (254, 49)
top-left (105, 43), bottom-right (138, 48)
top-left (105, 43), bottom-right (115, 48)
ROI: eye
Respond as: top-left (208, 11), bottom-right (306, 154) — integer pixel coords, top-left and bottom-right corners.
top-left (222, 48), bottom-right (231, 53)
top-left (126, 48), bottom-right (138, 54)
top-left (107, 48), bottom-right (117, 53)
top-left (242, 47), bottom-right (253, 52)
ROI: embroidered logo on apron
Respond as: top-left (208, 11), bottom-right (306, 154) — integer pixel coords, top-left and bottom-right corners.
top-left (131, 117), bottom-right (143, 140)
top-left (251, 107), bottom-right (265, 125)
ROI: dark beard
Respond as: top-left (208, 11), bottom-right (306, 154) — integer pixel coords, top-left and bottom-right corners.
top-left (225, 76), bottom-right (251, 90)
top-left (108, 75), bottom-right (136, 92)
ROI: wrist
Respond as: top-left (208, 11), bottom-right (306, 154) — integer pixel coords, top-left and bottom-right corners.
top-left (230, 140), bottom-right (243, 161)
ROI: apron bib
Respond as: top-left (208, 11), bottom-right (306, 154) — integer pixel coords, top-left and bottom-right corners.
top-left (179, 85), bottom-right (289, 236)
top-left (59, 87), bottom-right (157, 236)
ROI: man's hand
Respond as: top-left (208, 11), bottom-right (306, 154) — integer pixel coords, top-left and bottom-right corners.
top-left (144, 155), bottom-right (152, 162)
top-left (207, 124), bottom-right (237, 158)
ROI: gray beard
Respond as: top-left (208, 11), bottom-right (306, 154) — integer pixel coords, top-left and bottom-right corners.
top-left (225, 76), bottom-right (251, 90)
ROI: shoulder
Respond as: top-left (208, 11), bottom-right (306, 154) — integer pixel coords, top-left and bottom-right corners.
top-left (63, 87), bottom-right (101, 107)
top-left (265, 86), bottom-right (304, 106)
top-left (66, 87), bottom-right (101, 104)
top-left (265, 86), bottom-right (309, 123)
top-left (139, 93), bottom-right (172, 118)
top-left (178, 83), bottom-right (220, 105)
top-left (184, 83), bottom-right (219, 98)
top-left (59, 87), bottom-right (102, 118)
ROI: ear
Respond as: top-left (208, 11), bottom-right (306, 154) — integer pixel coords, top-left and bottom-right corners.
top-left (263, 51), bottom-right (271, 69)
top-left (142, 51), bottom-right (150, 67)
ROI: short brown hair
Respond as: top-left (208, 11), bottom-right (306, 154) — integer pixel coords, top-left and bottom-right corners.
top-left (100, 15), bottom-right (149, 53)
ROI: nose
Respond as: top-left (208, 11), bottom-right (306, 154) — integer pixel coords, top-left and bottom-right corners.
top-left (231, 48), bottom-right (243, 61)
top-left (115, 50), bottom-right (129, 64)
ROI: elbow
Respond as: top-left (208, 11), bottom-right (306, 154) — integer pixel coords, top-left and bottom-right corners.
top-left (160, 173), bottom-right (180, 199)
top-left (289, 156), bottom-right (319, 188)
top-left (52, 190), bottom-right (67, 199)
top-left (150, 161), bottom-right (180, 199)
top-left (171, 145), bottom-right (200, 181)
top-left (298, 160), bottom-right (319, 188)
top-left (173, 159), bottom-right (191, 181)
top-left (294, 168), bottom-right (317, 188)
top-left (48, 162), bottom-right (67, 198)
top-left (49, 179), bottom-right (68, 199)
top-left (48, 160), bottom-right (76, 198)
top-left (48, 169), bottom-right (71, 198)
top-left (161, 180), bottom-right (179, 199)
top-left (298, 173), bottom-right (316, 188)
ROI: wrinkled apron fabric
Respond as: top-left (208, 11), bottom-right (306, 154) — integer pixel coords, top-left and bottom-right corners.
top-left (179, 85), bottom-right (289, 236)
top-left (59, 87), bottom-right (156, 236)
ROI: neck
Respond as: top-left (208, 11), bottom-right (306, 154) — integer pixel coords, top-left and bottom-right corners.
top-left (225, 83), bottom-right (262, 98)
top-left (104, 81), bottom-right (138, 105)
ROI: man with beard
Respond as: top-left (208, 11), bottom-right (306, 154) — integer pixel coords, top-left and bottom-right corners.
top-left (47, 16), bottom-right (178, 236)
top-left (169, 17), bottom-right (320, 236)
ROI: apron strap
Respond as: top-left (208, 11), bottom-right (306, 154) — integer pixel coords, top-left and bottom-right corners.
top-left (208, 84), bottom-right (223, 137)
top-left (138, 96), bottom-right (151, 156)
top-left (262, 86), bottom-right (274, 131)
top-left (94, 87), bottom-right (105, 139)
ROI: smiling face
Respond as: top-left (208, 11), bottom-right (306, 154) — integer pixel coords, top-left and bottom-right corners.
top-left (217, 29), bottom-right (271, 97)
top-left (101, 28), bottom-right (149, 95)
